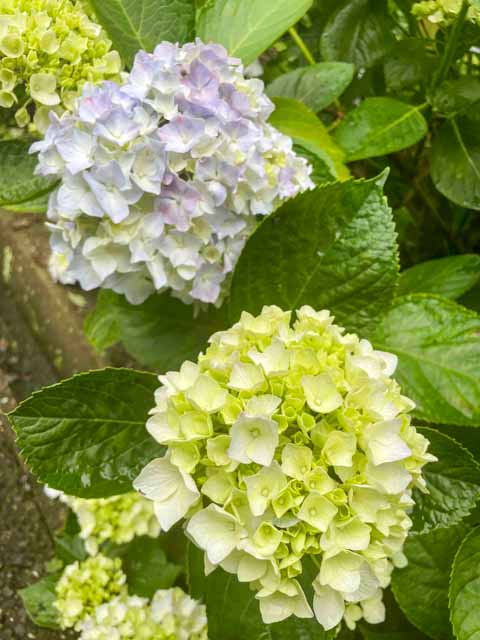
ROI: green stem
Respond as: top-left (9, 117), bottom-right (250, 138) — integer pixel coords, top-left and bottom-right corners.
top-left (288, 26), bottom-right (315, 65)
top-left (432, 0), bottom-right (469, 88)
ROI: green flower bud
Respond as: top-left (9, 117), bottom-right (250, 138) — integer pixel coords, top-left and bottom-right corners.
top-left (55, 554), bottom-right (127, 629)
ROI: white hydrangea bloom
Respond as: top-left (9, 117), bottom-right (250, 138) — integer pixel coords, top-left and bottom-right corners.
top-left (134, 305), bottom-right (436, 632)
top-left (78, 588), bottom-right (208, 640)
top-left (31, 40), bottom-right (313, 306)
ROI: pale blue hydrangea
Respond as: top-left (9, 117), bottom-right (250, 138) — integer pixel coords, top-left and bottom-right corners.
top-left (134, 305), bottom-right (436, 632)
top-left (32, 40), bottom-right (313, 305)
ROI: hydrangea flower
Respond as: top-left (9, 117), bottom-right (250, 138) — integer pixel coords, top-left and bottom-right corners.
top-left (0, 0), bottom-right (121, 137)
top-left (57, 492), bottom-right (160, 555)
top-left (412, 0), bottom-right (480, 24)
top-left (134, 305), bottom-right (436, 631)
top-left (55, 554), bottom-right (127, 629)
top-left (31, 40), bottom-right (313, 306)
top-left (78, 589), bottom-right (207, 640)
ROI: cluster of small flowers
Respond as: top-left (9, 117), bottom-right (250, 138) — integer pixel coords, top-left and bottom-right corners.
top-left (58, 491), bottom-right (161, 555)
top-left (0, 0), bottom-right (121, 137)
top-left (134, 305), bottom-right (436, 631)
top-left (32, 39), bottom-right (313, 306)
top-left (55, 554), bottom-right (126, 629)
top-left (412, 0), bottom-right (480, 24)
top-left (55, 553), bottom-right (208, 639)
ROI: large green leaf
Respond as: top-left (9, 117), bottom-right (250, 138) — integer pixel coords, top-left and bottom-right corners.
top-left (430, 77), bottom-right (480, 118)
top-left (384, 39), bottom-right (437, 92)
top-left (19, 573), bottom-right (61, 629)
top-left (0, 140), bottom-right (56, 207)
top-left (391, 524), bottom-right (470, 640)
top-left (449, 527), bottom-right (480, 640)
top-left (196, 0), bottom-right (312, 65)
top-left (320, 0), bottom-right (393, 69)
top-left (85, 290), bottom-right (224, 372)
top-left (266, 62), bottom-right (355, 112)
top-left (411, 428), bottom-right (480, 534)
top-left (9, 368), bottom-right (164, 498)
top-left (431, 117), bottom-right (480, 210)
top-left (398, 255), bottom-right (480, 300)
top-left (89, 0), bottom-right (195, 66)
top-left (373, 295), bottom-right (480, 426)
top-left (228, 173), bottom-right (399, 335)
top-left (335, 98), bottom-right (428, 161)
top-left (109, 536), bottom-right (181, 598)
top-left (269, 97), bottom-right (349, 181)
top-left (187, 544), bottom-right (334, 640)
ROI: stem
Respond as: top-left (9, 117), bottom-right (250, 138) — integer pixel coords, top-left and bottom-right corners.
top-left (288, 26), bottom-right (315, 65)
top-left (432, 0), bottom-right (469, 88)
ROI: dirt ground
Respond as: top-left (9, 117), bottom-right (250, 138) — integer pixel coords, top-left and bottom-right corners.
top-left (0, 318), bottom-right (73, 639)
top-left (0, 214), bottom-right (107, 639)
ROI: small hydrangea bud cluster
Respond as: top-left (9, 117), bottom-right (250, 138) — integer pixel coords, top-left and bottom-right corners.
top-left (55, 554), bottom-right (208, 639)
top-left (134, 305), bottom-right (436, 631)
top-left (412, 0), bottom-right (480, 24)
top-left (55, 554), bottom-right (126, 629)
top-left (31, 40), bottom-right (313, 306)
top-left (59, 492), bottom-right (160, 555)
top-left (0, 0), bottom-right (121, 137)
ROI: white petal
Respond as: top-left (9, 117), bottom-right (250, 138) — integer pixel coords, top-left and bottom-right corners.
top-left (133, 457), bottom-right (181, 501)
top-left (313, 585), bottom-right (345, 631)
top-left (187, 504), bottom-right (243, 565)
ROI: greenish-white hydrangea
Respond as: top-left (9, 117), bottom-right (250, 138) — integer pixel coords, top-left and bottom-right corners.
top-left (60, 492), bottom-right (161, 555)
top-left (0, 0), bottom-right (121, 137)
top-left (149, 587), bottom-right (208, 640)
top-left (78, 588), bottom-right (208, 640)
top-left (134, 305), bottom-right (436, 631)
top-left (55, 553), bottom-right (127, 629)
top-left (412, 0), bottom-right (480, 24)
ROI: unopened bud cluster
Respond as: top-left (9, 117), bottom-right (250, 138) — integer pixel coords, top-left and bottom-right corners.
top-left (60, 492), bottom-right (160, 555)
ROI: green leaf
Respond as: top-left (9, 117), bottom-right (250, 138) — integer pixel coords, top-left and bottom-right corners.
top-left (431, 118), bottom-right (480, 210)
top-left (266, 62), bottom-right (355, 112)
top-left (391, 524), bottom-right (470, 640)
top-left (9, 368), bottom-right (164, 498)
top-left (293, 144), bottom-right (339, 187)
top-left (335, 98), bottom-right (428, 161)
top-left (196, 0), bottom-right (312, 65)
top-left (0, 140), bottom-right (56, 207)
top-left (270, 97), bottom-right (349, 181)
top-left (320, 0), bottom-right (394, 69)
top-left (398, 255), bottom-right (480, 300)
top-left (384, 39), bottom-right (437, 92)
top-left (449, 526), bottom-right (480, 640)
top-left (228, 173), bottom-right (399, 335)
top-left (89, 0), bottom-right (195, 66)
top-left (1, 191), bottom-right (49, 214)
top-left (373, 294), bottom-right (480, 426)
top-left (430, 77), bottom-right (480, 118)
top-left (85, 290), bottom-right (224, 371)
top-left (187, 544), bottom-right (334, 640)
top-left (109, 536), bottom-right (181, 598)
top-left (19, 573), bottom-right (61, 629)
top-left (360, 589), bottom-right (432, 640)
top-left (411, 428), bottom-right (480, 534)
top-left (434, 425), bottom-right (480, 464)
